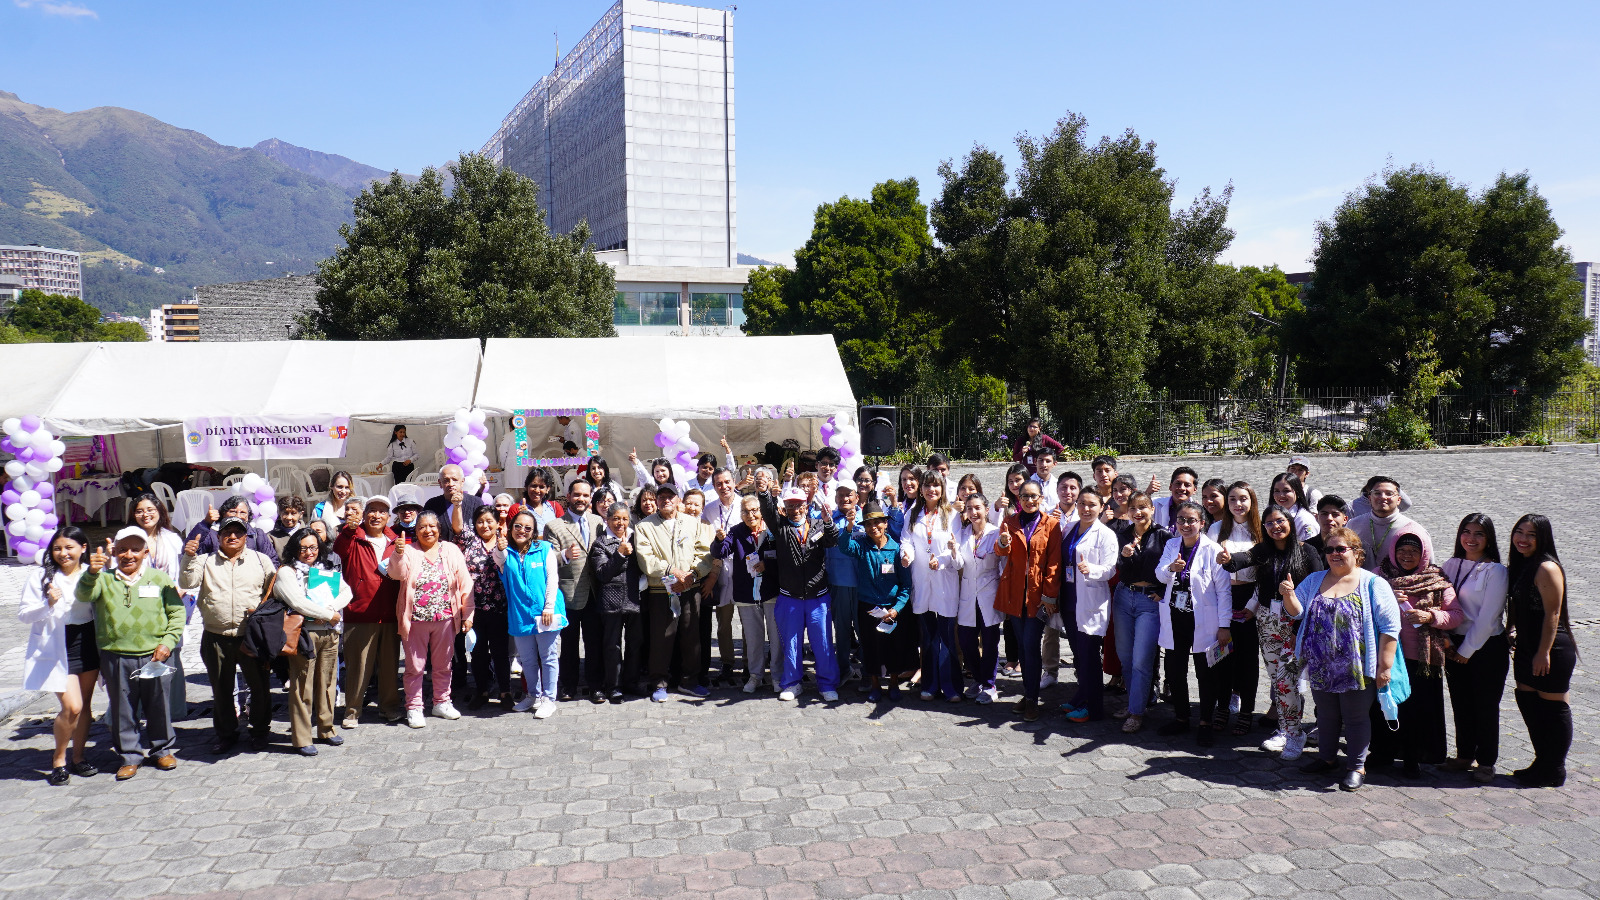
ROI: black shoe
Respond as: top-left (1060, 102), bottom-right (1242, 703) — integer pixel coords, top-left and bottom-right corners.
top-left (249, 733), bottom-right (270, 752)
top-left (558, 690), bottom-right (575, 702)
top-left (1514, 765), bottom-right (1566, 787)
top-left (212, 736), bottom-right (238, 755)
top-left (1402, 762), bottom-right (1422, 779)
top-left (1300, 759), bottom-right (1339, 775)
top-left (68, 760), bottom-right (97, 778)
top-left (295, 745), bottom-right (319, 757)
top-left (1196, 725), bottom-right (1215, 747)
top-left (316, 734), bottom-right (344, 746)
top-left (589, 691), bottom-right (607, 705)
top-left (608, 691), bottom-right (625, 704)
top-left (466, 693), bottom-right (487, 711)
top-left (1339, 769), bottom-right (1365, 791)
top-left (1157, 719), bottom-right (1190, 737)
top-left (47, 767), bottom-right (69, 786)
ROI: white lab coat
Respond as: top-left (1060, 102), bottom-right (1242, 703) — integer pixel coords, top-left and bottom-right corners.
top-left (18, 567), bottom-right (88, 692)
top-left (954, 524), bottom-right (1003, 628)
top-left (1154, 535), bottom-right (1234, 654)
top-left (900, 509), bottom-right (961, 616)
top-left (1059, 519), bottom-right (1119, 637)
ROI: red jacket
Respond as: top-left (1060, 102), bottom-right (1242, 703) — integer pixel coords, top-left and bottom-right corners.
top-left (335, 524), bottom-right (400, 624)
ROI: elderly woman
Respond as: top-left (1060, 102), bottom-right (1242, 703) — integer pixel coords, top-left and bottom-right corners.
top-left (1290, 527), bottom-right (1401, 792)
top-left (993, 480), bottom-right (1062, 722)
top-left (457, 506), bottom-right (512, 708)
top-left (1369, 531), bottom-right (1460, 778)
top-left (270, 496), bottom-right (308, 560)
top-left (1219, 504), bottom-right (1325, 759)
top-left (275, 527), bottom-right (353, 756)
top-left (387, 511), bottom-right (474, 729)
top-left (838, 500), bottom-right (911, 702)
top-left (590, 501), bottom-right (644, 702)
top-left (502, 510), bottom-right (565, 718)
top-left (712, 494), bottom-right (781, 692)
top-left (19, 527), bottom-right (98, 784)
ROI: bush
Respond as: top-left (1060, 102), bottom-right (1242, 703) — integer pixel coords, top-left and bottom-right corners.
top-left (1359, 405), bottom-right (1435, 450)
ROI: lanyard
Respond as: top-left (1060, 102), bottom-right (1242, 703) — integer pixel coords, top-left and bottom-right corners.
top-left (1177, 538), bottom-right (1200, 588)
top-left (1064, 523), bottom-right (1082, 570)
top-left (1447, 558), bottom-right (1477, 597)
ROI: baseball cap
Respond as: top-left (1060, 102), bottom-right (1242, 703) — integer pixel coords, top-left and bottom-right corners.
top-left (364, 495), bottom-right (393, 511)
top-left (780, 486), bottom-right (807, 503)
top-left (1288, 455), bottom-right (1311, 469)
top-left (218, 516), bottom-right (250, 533)
top-left (112, 526), bottom-right (148, 545)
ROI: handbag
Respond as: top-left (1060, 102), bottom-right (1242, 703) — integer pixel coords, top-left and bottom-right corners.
top-left (279, 612), bottom-right (305, 657)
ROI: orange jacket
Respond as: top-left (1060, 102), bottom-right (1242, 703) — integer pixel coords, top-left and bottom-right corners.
top-left (994, 511), bottom-right (1062, 618)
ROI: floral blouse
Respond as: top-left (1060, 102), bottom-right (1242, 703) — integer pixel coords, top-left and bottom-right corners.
top-left (456, 534), bottom-right (506, 615)
top-left (411, 556), bottom-right (454, 622)
top-left (1302, 590), bottom-right (1367, 693)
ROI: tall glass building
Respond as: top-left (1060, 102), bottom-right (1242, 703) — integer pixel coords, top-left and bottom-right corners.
top-left (483, 0), bottom-right (750, 334)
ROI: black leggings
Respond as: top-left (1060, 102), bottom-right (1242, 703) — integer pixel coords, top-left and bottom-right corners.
top-left (1221, 582), bottom-right (1259, 717)
top-left (1445, 633), bottom-right (1509, 767)
top-left (1164, 608), bottom-right (1221, 723)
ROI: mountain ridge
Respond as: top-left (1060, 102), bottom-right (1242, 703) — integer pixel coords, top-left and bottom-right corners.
top-left (253, 138), bottom-right (417, 193)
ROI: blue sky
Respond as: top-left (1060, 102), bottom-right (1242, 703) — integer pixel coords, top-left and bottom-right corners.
top-left (4, 0), bottom-right (1598, 269)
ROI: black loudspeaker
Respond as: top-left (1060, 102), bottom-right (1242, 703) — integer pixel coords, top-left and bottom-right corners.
top-left (861, 405), bottom-right (898, 455)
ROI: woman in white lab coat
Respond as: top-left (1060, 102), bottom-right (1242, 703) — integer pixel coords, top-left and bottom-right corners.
top-left (954, 493), bottom-right (1004, 704)
top-left (18, 526), bottom-right (99, 785)
top-left (900, 473), bottom-right (962, 701)
top-left (1058, 489), bottom-right (1120, 722)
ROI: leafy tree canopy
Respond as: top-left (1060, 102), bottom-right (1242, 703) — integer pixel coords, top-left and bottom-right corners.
top-left (1289, 166), bottom-right (1589, 401)
top-left (5, 289), bottom-right (146, 342)
top-left (308, 153), bottom-right (616, 341)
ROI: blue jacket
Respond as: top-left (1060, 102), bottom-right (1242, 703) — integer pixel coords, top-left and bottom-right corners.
top-left (500, 542), bottom-right (565, 636)
top-left (837, 530), bottom-right (910, 613)
top-left (825, 511), bottom-right (862, 588)
top-left (1291, 568), bottom-right (1401, 680)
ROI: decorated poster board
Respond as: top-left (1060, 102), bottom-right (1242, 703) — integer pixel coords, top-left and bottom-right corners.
top-left (513, 409), bottom-right (600, 467)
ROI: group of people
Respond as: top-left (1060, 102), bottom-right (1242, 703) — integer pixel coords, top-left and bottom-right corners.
top-left (16, 425), bottom-right (1578, 794)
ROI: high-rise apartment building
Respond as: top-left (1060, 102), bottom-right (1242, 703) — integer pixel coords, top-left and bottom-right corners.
top-left (0, 244), bottom-right (82, 300)
top-left (1577, 262), bottom-right (1599, 365)
top-left (483, 0), bottom-right (750, 334)
top-left (150, 303), bottom-right (199, 342)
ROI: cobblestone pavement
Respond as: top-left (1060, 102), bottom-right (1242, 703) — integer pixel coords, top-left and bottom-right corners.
top-left (0, 449), bottom-right (1594, 899)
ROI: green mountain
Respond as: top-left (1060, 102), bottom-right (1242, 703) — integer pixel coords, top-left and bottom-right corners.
top-left (253, 138), bottom-right (414, 193)
top-left (0, 90), bottom-right (358, 316)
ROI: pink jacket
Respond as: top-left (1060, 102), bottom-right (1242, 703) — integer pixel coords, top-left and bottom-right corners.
top-left (388, 540), bottom-right (475, 639)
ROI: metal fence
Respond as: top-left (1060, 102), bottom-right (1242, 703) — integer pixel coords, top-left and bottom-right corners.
top-left (862, 390), bottom-right (1600, 458)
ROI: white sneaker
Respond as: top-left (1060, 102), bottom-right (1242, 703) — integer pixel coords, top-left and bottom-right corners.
top-left (1259, 731), bottom-right (1288, 753)
top-left (977, 687), bottom-right (997, 705)
top-left (513, 695), bottom-right (537, 712)
top-left (406, 710), bottom-right (427, 729)
top-left (743, 676), bottom-right (761, 694)
top-left (1280, 732), bottom-right (1307, 761)
top-left (431, 702), bottom-right (461, 720)
top-left (534, 699), bottom-right (555, 719)
top-left (1229, 693), bottom-right (1242, 714)
top-left (778, 690), bottom-right (796, 701)
top-left (1040, 673), bottom-right (1058, 689)
top-left (821, 691), bottom-right (839, 702)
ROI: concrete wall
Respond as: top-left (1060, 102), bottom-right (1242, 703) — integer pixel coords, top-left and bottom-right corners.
top-left (195, 275), bottom-right (317, 342)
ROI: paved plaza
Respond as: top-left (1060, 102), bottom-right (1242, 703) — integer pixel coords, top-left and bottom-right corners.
top-left (0, 448), bottom-right (1595, 899)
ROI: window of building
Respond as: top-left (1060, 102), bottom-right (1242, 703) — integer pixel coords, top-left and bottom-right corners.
top-left (690, 292), bottom-right (744, 328)
top-left (614, 291), bottom-right (682, 327)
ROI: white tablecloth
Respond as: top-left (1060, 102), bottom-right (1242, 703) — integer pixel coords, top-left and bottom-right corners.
top-left (55, 477), bottom-right (125, 520)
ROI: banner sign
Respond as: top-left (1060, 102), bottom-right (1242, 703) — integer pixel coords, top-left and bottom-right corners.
top-left (514, 408), bottom-right (600, 467)
top-left (182, 416), bottom-right (351, 462)
top-left (719, 404), bottom-right (804, 420)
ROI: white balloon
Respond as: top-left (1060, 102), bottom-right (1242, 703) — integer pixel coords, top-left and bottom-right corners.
top-left (43, 458), bottom-right (62, 473)
top-left (0, 417), bottom-right (19, 436)
top-left (454, 409), bottom-right (471, 429)
top-left (258, 501), bottom-right (279, 520)
top-left (6, 520), bottom-right (24, 537)
top-left (24, 463), bottom-right (45, 478)
top-left (49, 440), bottom-right (66, 457)
top-left (443, 432), bottom-right (463, 449)
top-left (30, 548), bottom-right (46, 566)
top-left (19, 490), bottom-right (41, 507)
top-left (3, 461), bottom-right (23, 479)
top-left (10, 475), bottom-right (32, 492)
top-left (464, 475), bottom-right (482, 494)
top-left (25, 509), bottom-right (46, 526)
top-left (4, 502), bottom-right (22, 520)
top-left (24, 524), bottom-right (43, 542)
top-left (469, 408), bottom-right (487, 424)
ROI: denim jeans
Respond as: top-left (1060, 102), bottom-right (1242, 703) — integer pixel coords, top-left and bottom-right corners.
top-left (919, 611), bottom-right (961, 699)
top-left (776, 594), bottom-right (838, 693)
top-left (513, 631), bottom-right (562, 703)
top-left (1112, 584), bottom-right (1162, 716)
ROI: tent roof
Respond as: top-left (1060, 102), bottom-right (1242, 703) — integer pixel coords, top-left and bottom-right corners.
top-left (3, 340), bottom-right (483, 436)
top-left (475, 335), bottom-right (857, 419)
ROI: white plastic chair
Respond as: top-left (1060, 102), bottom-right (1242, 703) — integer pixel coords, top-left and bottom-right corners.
top-left (151, 481), bottom-right (178, 513)
top-left (353, 476), bottom-right (376, 498)
top-left (433, 448), bottom-right (449, 469)
top-left (412, 472), bottom-right (440, 486)
top-left (172, 489), bottom-right (216, 535)
top-left (304, 464), bottom-right (333, 494)
top-left (223, 473), bottom-right (246, 487)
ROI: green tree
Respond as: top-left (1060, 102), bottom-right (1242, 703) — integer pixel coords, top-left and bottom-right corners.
top-left (912, 114), bottom-right (1243, 418)
top-left (741, 179), bottom-right (934, 398)
top-left (93, 320), bottom-right (149, 342)
top-left (1289, 166), bottom-right (1588, 405)
top-left (9, 289), bottom-right (102, 342)
top-left (1236, 265), bottom-right (1304, 393)
top-left (308, 153), bottom-right (616, 340)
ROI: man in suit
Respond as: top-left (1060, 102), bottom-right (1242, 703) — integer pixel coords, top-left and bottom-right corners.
top-left (544, 480), bottom-right (604, 702)
top-left (423, 465), bottom-right (484, 543)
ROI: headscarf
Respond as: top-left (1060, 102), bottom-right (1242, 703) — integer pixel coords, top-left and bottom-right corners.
top-left (1381, 529), bottom-right (1452, 673)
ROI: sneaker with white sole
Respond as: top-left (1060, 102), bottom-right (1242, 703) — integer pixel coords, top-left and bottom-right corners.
top-left (513, 695), bottom-right (537, 712)
top-left (977, 687), bottom-right (997, 705)
top-left (1260, 731), bottom-right (1288, 753)
top-left (1040, 673), bottom-right (1058, 689)
top-left (743, 676), bottom-right (761, 694)
top-left (406, 710), bottom-right (427, 729)
top-left (533, 699), bottom-right (555, 719)
top-left (1280, 732), bottom-right (1307, 761)
top-left (431, 702), bottom-right (461, 720)
top-left (778, 690), bottom-right (796, 701)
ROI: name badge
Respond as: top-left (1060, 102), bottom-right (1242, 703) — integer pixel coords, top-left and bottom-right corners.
top-left (138, 585), bottom-right (161, 598)
top-left (1170, 589), bottom-right (1193, 613)
top-left (880, 562), bottom-right (894, 575)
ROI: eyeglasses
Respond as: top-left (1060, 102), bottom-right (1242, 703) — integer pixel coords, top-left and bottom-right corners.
top-left (1323, 545), bottom-right (1352, 556)
top-left (511, 524), bottom-right (536, 533)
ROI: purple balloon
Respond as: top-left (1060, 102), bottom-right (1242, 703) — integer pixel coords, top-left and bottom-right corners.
top-left (0, 438), bottom-right (12, 454)
top-left (37, 498), bottom-right (53, 514)
top-left (653, 433), bottom-right (670, 448)
top-left (16, 448), bottom-right (34, 462)
top-left (447, 447), bottom-right (467, 463)
top-left (19, 415), bottom-right (40, 432)
top-left (253, 487), bottom-right (274, 503)
top-left (41, 514), bottom-right (58, 530)
top-left (468, 422), bottom-right (489, 441)
top-left (0, 490), bottom-right (16, 506)
top-left (13, 540), bottom-right (37, 557)
top-left (35, 482), bottom-right (52, 498)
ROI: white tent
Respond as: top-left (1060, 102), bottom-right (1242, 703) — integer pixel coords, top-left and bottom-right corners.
top-left (475, 335), bottom-right (858, 479)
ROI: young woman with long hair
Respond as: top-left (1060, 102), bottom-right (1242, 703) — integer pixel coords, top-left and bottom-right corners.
top-left (1507, 514), bottom-right (1577, 787)
top-left (18, 527), bottom-right (99, 785)
top-left (901, 470), bottom-right (961, 702)
top-left (1208, 481), bottom-right (1262, 734)
top-left (1440, 514), bottom-right (1509, 783)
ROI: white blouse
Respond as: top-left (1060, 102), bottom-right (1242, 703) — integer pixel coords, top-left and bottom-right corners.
top-left (383, 438), bottom-right (419, 465)
top-left (1207, 521), bottom-right (1258, 583)
top-left (1440, 557), bottom-right (1508, 659)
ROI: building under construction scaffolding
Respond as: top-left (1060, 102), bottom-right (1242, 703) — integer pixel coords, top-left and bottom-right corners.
top-left (482, 0), bottom-right (737, 273)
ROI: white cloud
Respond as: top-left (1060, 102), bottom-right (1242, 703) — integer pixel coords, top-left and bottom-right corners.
top-left (13, 0), bottom-right (98, 18)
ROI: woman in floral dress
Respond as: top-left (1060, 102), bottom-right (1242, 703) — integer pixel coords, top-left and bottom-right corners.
top-left (388, 511), bottom-right (474, 729)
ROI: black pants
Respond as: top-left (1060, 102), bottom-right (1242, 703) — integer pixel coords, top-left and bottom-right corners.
top-left (1445, 633), bottom-right (1509, 767)
top-left (1164, 608), bottom-right (1221, 724)
top-left (1221, 583), bottom-right (1259, 718)
top-left (200, 632), bottom-right (273, 740)
top-left (1064, 587), bottom-right (1104, 718)
top-left (391, 461), bottom-right (414, 484)
top-left (646, 589), bottom-right (701, 690)
top-left (559, 600), bottom-right (604, 695)
top-left (601, 609), bottom-right (643, 693)
top-left (470, 608), bottom-right (512, 697)
top-left (1370, 668), bottom-right (1447, 767)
